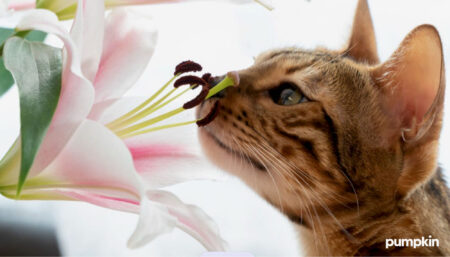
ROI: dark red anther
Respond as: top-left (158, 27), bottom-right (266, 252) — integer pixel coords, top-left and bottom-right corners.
top-left (183, 87), bottom-right (210, 109)
top-left (197, 101), bottom-right (220, 127)
top-left (174, 60), bottom-right (202, 75)
top-left (174, 75), bottom-right (208, 89)
top-left (201, 73), bottom-right (212, 83)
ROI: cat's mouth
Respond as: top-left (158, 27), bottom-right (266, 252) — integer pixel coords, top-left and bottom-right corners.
top-left (201, 127), bottom-right (266, 172)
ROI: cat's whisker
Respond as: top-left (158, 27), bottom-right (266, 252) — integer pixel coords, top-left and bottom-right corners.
top-left (254, 143), bottom-right (330, 254)
top-left (259, 138), bottom-right (357, 212)
top-left (255, 139), bottom-right (359, 251)
top-left (242, 123), bottom-right (352, 245)
top-left (267, 152), bottom-right (358, 247)
top-left (248, 142), bottom-right (323, 253)
top-left (248, 127), bottom-right (352, 208)
top-left (242, 143), bottom-right (285, 213)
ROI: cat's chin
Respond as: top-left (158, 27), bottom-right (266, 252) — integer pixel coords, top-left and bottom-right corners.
top-left (198, 127), bottom-right (265, 178)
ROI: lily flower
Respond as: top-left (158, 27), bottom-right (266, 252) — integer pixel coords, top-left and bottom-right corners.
top-left (5, 0), bottom-right (274, 20)
top-left (0, 0), bottom-right (235, 250)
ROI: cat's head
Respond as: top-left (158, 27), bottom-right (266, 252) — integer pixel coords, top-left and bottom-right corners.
top-left (197, 0), bottom-right (445, 227)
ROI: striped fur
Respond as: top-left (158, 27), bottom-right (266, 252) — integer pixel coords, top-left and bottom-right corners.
top-left (197, 1), bottom-right (449, 255)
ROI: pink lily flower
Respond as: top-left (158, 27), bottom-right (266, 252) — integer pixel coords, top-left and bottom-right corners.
top-left (0, 0), bottom-right (225, 250)
top-left (5, 0), bottom-right (273, 19)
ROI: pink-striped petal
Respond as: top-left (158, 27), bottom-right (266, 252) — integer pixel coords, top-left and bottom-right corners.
top-left (70, 0), bottom-right (105, 82)
top-left (2, 120), bottom-right (143, 208)
top-left (124, 126), bottom-right (220, 188)
top-left (55, 189), bottom-right (140, 213)
top-left (129, 190), bottom-right (226, 250)
top-left (35, 120), bottom-right (143, 197)
top-left (127, 198), bottom-right (177, 248)
top-left (84, 96), bottom-right (219, 187)
top-left (6, 0), bottom-right (36, 11)
top-left (91, 9), bottom-right (157, 105)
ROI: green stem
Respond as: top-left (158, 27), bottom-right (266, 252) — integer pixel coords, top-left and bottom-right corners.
top-left (206, 75), bottom-right (235, 99)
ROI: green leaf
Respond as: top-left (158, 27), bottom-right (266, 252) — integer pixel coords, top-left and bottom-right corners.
top-left (0, 57), bottom-right (14, 96)
top-left (3, 37), bottom-right (62, 195)
top-left (0, 28), bottom-right (47, 97)
top-left (24, 30), bottom-right (47, 42)
top-left (0, 28), bottom-right (14, 43)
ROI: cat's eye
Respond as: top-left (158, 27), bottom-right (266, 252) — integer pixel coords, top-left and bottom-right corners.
top-left (269, 82), bottom-right (308, 106)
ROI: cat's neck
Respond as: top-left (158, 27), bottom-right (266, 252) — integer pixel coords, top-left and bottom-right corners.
top-left (295, 169), bottom-right (449, 256)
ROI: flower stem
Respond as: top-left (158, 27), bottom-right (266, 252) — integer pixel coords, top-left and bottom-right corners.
top-left (206, 75), bottom-right (235, 99)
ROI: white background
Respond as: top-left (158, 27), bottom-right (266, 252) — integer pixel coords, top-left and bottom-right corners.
top-left (0, 0), bottom-right (449, 256)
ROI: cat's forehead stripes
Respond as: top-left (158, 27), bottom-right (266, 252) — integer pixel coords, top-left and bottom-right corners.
top-left (256, 48), bottom-right (343, 65)
top-left (245, 48), bottom-right (349, 93)
top-left (241, 57), bottom-right (324, 94)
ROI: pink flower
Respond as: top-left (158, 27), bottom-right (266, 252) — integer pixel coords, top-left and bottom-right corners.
top-left (0, 0), bottom-right (225, 250)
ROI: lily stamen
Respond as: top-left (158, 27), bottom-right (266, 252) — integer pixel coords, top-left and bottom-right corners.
top-left (110, 86), bottom-right (182, 130)
top-left (106, 74), bottom-right (179, 130)
top-left (107, 61), bottom-right (204, 130)
top-left (121, 120), bottom-right (198, 139)
top-left (174, 60), bottom-right (202, 75)
top-left (183, 86), bottom-right (210, 109)
top-left (174, 75), bottom-right (207, 89)
top-left (108, 61), bottom-right (237, 139)
top-left (197, 101), bottom-right (221, 127)
top-left (202, 73), bottom-right (212, 83)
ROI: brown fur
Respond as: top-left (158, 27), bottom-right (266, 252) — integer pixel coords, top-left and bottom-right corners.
top-left (197, 0), bottom-right (449, 255)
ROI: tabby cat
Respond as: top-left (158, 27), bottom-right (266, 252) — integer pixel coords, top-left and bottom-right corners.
top-left (196, 0), bottom-right (449, 255)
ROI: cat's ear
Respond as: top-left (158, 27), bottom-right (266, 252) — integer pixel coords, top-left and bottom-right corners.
top-left (370, 25), bottom-right (445, 143)
top-left (343, 0), bottom-right (379, 64)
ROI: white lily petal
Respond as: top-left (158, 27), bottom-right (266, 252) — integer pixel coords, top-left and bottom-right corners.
top-left (125, 129), bottom-right (220, 188)
top-left (13, 9), bottom-right (95, 177)
top-left (127, 198), bottom-right (177, 248)
top-left (142, 190), bottom-right (227, 251)
top-left (92, 9), bottom-right (158, 104)
top-left (1, 121), bottom-right (143, 211)
top-left (88, 97), bottom-right (123, 122)
top-left (54, 188), bottom-right (140, 213)
top-left (70, 0), bottom-right (105, 82)
top-left (87, 96), bottom-right (220, 187)
top-left (36, 120), bottom-right (143, 197)
top-left (0, 0), bottom-right (8, 16)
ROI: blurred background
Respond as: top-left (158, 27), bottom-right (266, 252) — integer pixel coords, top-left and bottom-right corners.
top-left (0, 0), bottom-right (449, 256)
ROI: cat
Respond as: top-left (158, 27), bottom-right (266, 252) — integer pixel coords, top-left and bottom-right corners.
top-left (196, 0), bottom-right (449, 256)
